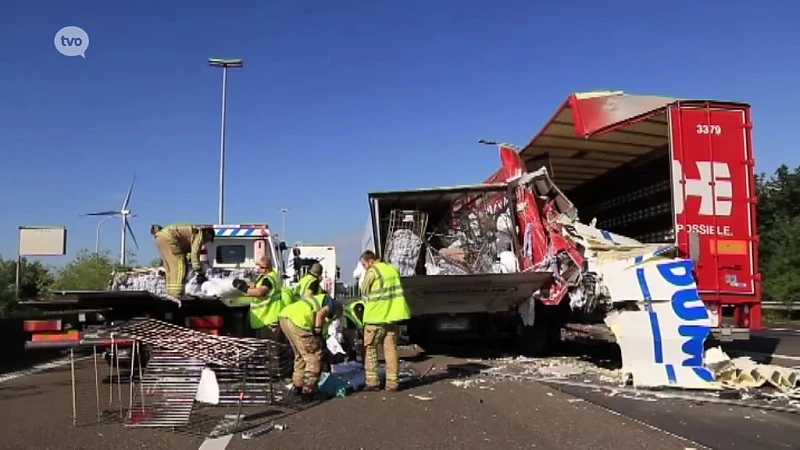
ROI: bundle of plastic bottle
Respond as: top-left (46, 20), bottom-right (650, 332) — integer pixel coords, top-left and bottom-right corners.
top-left (112, 267), bottom-right (257, 296)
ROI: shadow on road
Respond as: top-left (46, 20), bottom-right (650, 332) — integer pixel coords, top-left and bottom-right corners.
top-left (721, 334), bottom-right (782, 363)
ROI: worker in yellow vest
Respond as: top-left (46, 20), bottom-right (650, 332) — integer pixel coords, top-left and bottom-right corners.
top-left (358, 250), bottom-right (411, 392)
top-left (233, 256), bottom-right (285, 340)
top-left (294, 263), bottom-right (324, 296)
top-left (278, 277), bottom-right (341, 401)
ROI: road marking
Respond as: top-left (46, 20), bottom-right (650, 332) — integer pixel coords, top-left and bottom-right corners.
top-left (0, 356), bottom-right (89, 384)
top-left (198, 434), bottom-right (232, 450)
top-left (198, 416), bottom-right (238, 450)
top-left (763, 327), bottom-right (800, 333)
top-left (728, 351), bottom-right (800, 362)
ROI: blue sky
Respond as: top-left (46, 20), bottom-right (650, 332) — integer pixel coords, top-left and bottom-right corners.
top-left (2, 1), bottom-right (798, 278)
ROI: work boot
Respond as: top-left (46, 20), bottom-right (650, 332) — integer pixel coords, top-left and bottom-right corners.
top-left (362, 384), bottom-right (381, 392)
top-left (301, 390), bottom-right (325, 404)
top-left (283, 386), bottom-right (305, 404)
top-left (385, 384), bottom-right (400, 392)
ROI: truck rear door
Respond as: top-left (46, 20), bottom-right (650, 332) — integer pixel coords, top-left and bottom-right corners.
top-left (668, 104), bottom-right (757, 297)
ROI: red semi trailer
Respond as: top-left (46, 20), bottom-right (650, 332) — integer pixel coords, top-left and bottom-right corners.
top-left (485, 91), bottom-right (760, 336)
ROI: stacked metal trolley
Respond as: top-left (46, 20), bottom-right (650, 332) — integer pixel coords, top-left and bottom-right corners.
top-left (68, 318), bottom-right (286, 430)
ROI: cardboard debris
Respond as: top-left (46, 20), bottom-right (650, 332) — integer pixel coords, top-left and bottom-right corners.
top-left (706, 347), bottom-right (800, 393)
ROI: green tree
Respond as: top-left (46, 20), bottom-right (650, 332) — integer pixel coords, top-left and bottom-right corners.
top-left (0, 257), bottom-right (57, 315)
top-left (54, 250), bottom-right (116, 291)
top-left (757, 164), bottom-right (800, 308)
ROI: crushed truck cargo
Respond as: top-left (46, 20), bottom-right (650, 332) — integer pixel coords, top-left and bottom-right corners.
top-left (362, 91), bottom-right (760, 390)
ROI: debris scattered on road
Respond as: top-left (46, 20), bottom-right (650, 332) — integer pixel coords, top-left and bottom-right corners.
top-left (241, 422), bottom-right (287, 440)
top-left (409, 394), bottom-right (435, 401)
top-left (451, 351), bottom-right (800, 412)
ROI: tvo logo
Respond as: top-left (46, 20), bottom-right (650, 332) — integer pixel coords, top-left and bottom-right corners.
top-left (672, 160), bottom-right (733, 217)
top-left (54, 26), bottom-right (89, 58)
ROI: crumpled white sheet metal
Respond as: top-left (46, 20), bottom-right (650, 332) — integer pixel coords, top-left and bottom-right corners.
top-left (601, 256), bottom-right (716, 389)
top-left (518, 296), bottom-right (536, 327)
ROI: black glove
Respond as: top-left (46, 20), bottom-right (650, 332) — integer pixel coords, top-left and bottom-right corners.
top-left (194, 271), bottom-right (208, 284)
top-left (232, 278), bottom-right (248, 293)
top-left (313, 327), bottom-right (323, 337)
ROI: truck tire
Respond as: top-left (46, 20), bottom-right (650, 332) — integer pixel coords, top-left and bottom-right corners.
top-left (516, 322), bottom-right (548, 356)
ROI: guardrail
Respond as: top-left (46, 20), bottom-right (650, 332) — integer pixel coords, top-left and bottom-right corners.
top-left (762, 301), bottom-right (800, 311)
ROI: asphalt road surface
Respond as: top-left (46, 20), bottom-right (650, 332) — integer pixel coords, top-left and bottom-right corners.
top-left (724, 322), bottom-right (800, 367)
top-left (0, 326), bottom-right (797, 450)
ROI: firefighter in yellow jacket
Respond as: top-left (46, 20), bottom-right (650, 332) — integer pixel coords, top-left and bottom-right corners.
top-left (359, 250), bottom-right (411, 392)
top-left (278, 276), bottom-right (340, 401)
top-left (294, 263), bottom-right (324, 296)
top-left (152, 224), bottom-right (215, 297)
top-left (232, 256), bottom-right (285, 340)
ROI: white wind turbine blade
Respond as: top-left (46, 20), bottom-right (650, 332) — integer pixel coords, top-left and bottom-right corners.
top-left (122, 174), bottom-right (136, 211)
top-left (82, 211), bottom-right (120, 216)
top-left (126, 218), bottom-right (140, 250)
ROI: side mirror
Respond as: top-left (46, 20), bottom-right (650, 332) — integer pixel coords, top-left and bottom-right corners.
top-left (279, 242), bottom-right (288, 252)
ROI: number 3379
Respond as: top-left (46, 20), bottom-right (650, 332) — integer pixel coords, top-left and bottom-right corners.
top-left (696, 124), bottom-right (722, 135)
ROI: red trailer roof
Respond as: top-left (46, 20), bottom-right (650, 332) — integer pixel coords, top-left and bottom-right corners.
top-left (517, 91), bottom-right (749, 191)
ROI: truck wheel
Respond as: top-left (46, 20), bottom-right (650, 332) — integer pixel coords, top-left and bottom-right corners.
top-left (516, 320), bottom-right (563, 357)
top-left (516, 322), bottom-right (548, 357)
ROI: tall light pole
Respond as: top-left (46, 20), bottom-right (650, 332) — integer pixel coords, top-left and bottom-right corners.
top-left (208, 57), bottom-right (244, 225)
top-left (280, 208), bottom-right (290, 243)
top-left (95, 215), bottom-right (115, 254)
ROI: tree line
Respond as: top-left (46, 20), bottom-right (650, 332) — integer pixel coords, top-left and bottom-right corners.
top-left (0, 250), bottom-right (162, 316)
top-left (0, 164), bottom-right (797, 316)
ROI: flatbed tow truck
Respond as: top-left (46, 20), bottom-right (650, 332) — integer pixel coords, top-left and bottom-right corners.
top-left (19, 224), bottom-right (287, 357)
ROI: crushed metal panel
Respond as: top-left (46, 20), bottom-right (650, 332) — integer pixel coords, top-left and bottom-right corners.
top-left (599, 256), bottom-right (717, 389)
top-left (516, 92), bottom-right (677, 190)
top-left (569, 92), bottom-right (680, 137)
top-left (368, 183), bottom-right (509, 213)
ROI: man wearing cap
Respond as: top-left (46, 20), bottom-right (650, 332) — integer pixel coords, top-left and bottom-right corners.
top-left (294, 262), bottom-right (325, 297)
top-left (153, 224), bottom-right (215, 297)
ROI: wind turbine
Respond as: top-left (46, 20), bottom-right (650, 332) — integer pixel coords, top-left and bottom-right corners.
top-left (82, 175), bottom-right (140, 267)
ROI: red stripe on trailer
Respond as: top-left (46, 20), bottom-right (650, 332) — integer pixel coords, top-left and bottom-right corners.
top-left (23, 320), bottom-right (62, 332)
top-left (31, 330), bottom-right (78, 342)
top-left (187, 316), bottom-right (224, 328)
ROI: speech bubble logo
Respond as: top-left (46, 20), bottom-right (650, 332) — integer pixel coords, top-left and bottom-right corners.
top-left (54, 26), bottom-right (89, 58)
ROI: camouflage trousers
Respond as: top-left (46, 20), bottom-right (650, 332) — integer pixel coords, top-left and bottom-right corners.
top-left (364, 323), bottom-right (399, 390)
top-left (279, 318), bottom-right (322, 393)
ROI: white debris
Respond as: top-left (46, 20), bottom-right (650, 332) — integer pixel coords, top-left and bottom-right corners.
top-left (707, 347), bottom-right (800, 392)
top-left (451, 379), bottom-right (481, 389)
